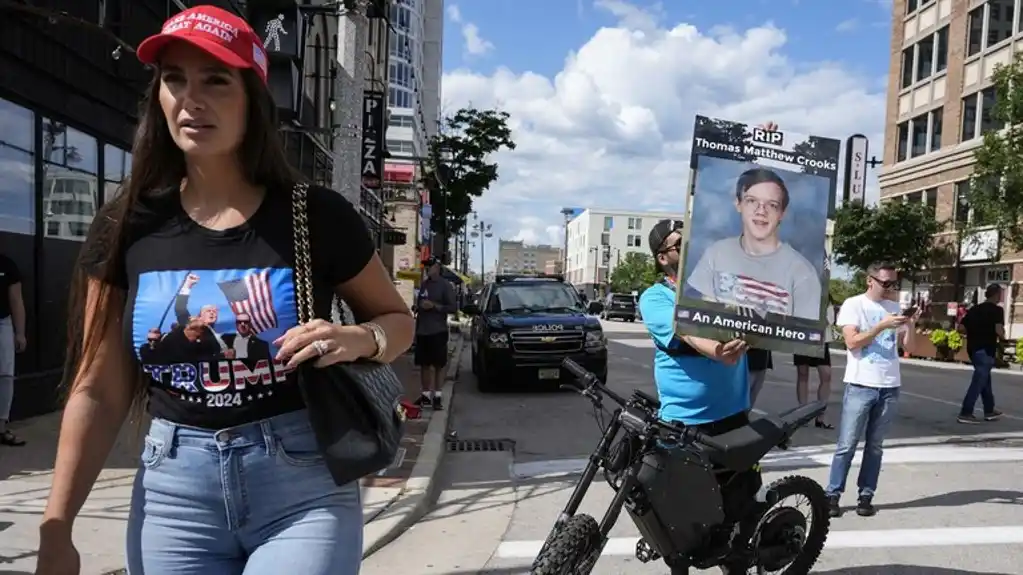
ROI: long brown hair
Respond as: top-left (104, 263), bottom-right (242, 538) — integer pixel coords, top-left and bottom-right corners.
top-left (63, 68), bottom-right (302, 414)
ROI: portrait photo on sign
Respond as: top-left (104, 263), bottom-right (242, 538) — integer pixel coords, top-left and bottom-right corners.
top-left (674, 115), bottom-right (840, 356)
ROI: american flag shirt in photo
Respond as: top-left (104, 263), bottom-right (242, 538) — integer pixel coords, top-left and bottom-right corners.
top-left (715, 272), bottom-right (790, 316)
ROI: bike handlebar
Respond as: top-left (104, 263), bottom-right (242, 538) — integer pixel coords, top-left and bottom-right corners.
top-left (560, 358), bottom-right (727, 452)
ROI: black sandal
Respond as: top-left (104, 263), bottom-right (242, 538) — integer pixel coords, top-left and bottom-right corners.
top-left (814, 417), bottom-right (834, 430)
top-left (0, 430), bottom-right (26, 446)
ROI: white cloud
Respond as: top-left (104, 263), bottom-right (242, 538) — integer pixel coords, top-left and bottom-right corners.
top-left (441, 1), bottom-right (886, 273)
top-left (447, 4), bottom-right (494, 57)
top-left (836, 18), bottom-right (859, 32)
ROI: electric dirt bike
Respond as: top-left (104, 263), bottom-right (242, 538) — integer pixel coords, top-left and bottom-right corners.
top-left (531, 358), bottom-right (831, 575)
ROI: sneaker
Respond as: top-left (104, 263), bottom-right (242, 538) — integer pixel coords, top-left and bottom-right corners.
top-left (413, 395), bottom-right (431, 407)
top-left (827, 494), bottom-right (842, 518)
top-left (855, 496), bottom-right (876, 517)
top-left (957, 414), bottom-right (982, 424)
top-left (432, 396), bottom-right (444, 411)
top-left (984, 410), bottom-right (1004, 421)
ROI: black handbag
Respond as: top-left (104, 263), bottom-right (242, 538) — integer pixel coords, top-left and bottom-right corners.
top-left (290, 183), bottom-right (406, 486)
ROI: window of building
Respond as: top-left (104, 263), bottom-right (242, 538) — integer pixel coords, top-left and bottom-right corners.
top-left (929, 107), bottom-right (943, 152)
top-left (626, 216), bottom-right (642, 230)
top-left (388, 87), bottom-right (412, 109)
top-left (987, 0), bottom-right (1015, 48)
top-left (897, 108), bottom-right (940, 162)
top-left (41, 119), bottom-right (98, 242)
top-left (386, 139), bottom-right (415, 155)
top-left (935, 26), bottom-right (948, 73)
top-left (906, 0), bottom-right (918, 13)
top-left (967, 7), bottom-right (984, 56)
top-left (980, 87), bottom-right (1004, 135)
top-left (389, 114), bottom-right (415, 128)
top-left (915, 34), bottom-right (934, 83)
top-left (0, 98), bottom-right (35, 236)
top-left (962, 93), bottom-right (978, 141)
top-left (603, 216), bottom-right (613, 231)
top-left (102, 144), bottom-right (131, 203)
top-left (910, 114), bottom-right (928, 158)
top-left (897, 121), bottom-right (908, 162)
top-left (600, 232), bottom-right (610, 245)
top-left (903, 187), bottom-right (938, 217)
top-left (955, 180), bottom-right (971, 226)
top-left (900, 48), bottom-right (914, 89)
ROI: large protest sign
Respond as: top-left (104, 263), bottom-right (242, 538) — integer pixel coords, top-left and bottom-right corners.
top-left (673, 115), bottom-right (841, 356)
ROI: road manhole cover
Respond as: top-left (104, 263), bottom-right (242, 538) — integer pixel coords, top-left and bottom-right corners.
top-left (447, 438), bottom-right (515, 453)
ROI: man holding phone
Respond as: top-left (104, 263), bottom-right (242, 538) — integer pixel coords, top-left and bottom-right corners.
top-left (824, 262), bottom-right (919, 518)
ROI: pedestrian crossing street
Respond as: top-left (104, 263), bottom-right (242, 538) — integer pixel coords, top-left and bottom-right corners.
top-left (481, 432), bottom-right (1023, 574)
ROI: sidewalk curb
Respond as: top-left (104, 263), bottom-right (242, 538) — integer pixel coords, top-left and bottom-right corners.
top-left (361, 330), bottom-right (465, 558)
top-left (829, 348), bottom-right (1023, 377)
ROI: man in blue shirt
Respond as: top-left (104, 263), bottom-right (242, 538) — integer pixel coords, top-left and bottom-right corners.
top-left (639, 218), bottom-right (757, 575)
top-left (639, 219), bottom-right (751, 425)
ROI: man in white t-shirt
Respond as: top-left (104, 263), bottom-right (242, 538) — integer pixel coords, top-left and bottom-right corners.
top-left (825, 262), bottom-right (919, 518)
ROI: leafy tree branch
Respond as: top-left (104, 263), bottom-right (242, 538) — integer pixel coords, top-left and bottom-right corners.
top-left (428, 107), bottom-right (516, 236)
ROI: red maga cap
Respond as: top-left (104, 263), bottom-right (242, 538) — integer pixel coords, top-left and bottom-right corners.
top-left (136, 5), bottom-right (268, 85)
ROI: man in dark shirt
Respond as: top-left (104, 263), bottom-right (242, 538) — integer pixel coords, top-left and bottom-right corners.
top-left (0, 253), bottom-right (27, 446)
top-left (957, 284), bottom-right (1005, 424)
top-left (413, 258), bottom-right (457, 410)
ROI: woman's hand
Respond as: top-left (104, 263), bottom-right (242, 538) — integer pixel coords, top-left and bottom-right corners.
top-left (273, 319), bottom-right (376, 369)
top-left (36, 525), bottom-right (80, 575)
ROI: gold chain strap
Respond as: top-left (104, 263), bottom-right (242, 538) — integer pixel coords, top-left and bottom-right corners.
top-left (291, 183), bottom-right (315, 324)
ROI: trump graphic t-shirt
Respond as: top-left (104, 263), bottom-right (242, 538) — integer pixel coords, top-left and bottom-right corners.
top-left (80, 185), bottom-right (374, 429)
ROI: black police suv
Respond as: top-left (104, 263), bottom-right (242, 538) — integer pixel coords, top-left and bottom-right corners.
top-left (461, 275), bottom-right (608, 392)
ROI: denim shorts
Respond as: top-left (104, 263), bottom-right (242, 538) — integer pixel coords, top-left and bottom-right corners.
top-left (126, 409), bottom-right (363, 575)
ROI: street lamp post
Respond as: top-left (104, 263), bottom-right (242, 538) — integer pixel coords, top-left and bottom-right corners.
top-left (470, 214), bottom-right (493, 279)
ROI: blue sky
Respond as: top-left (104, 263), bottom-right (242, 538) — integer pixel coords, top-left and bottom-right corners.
top-left (437, 0), bottom-right (892, 274)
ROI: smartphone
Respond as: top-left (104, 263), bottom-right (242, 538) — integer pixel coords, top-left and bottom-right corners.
top-left (901, 305), bottom-right (918, 317)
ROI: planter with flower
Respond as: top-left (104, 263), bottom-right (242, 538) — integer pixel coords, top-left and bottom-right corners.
top-left (929, 329), bottom-right (952, 361)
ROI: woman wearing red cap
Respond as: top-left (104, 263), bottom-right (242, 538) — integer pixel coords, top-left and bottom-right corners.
top-left (36, 5), bottom-right (414, 574)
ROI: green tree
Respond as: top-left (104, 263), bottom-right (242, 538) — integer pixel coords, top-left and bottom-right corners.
top-left (429, 108), bottom-right (516, 237)
top-left (962, 52), bottom-right (1023, 252)
top-left (609, 252), bottom-right (659, 293)
top-left (832, 200), bottom-right (944, 275)
top-left (829, 277), bottom-right (860, 303)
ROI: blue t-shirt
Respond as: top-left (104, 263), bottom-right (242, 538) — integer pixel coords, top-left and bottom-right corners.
top-left (638, 282), bottom-right (750, 425)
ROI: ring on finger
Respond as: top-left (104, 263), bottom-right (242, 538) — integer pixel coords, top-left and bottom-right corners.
top-left (312, 339), bottom-right (330, 356)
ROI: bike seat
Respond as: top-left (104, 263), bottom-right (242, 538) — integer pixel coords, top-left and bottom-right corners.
top-left (698, 401), bottom-right (828, 472)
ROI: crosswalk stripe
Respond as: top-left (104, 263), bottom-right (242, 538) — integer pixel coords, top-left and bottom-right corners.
top-left (495, 526), bottom-right (1023, 559)
top-left (511, 442), bottom-right (1023, 479)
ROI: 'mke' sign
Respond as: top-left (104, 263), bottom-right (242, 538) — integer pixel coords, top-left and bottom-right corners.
top-left (752, 127), bottom-right (784, 146)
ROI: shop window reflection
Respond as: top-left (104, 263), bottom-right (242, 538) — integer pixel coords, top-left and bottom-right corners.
top-left (41, 118), bottom-right (98, 241)
top-left (103, 144), bottom-right (132, 202)
top-left (0, 98), bottom-right (35, 235)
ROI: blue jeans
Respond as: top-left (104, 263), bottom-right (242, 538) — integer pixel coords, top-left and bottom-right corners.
top-left (825, 384), bottom-right (900, 499)
top-left (126, 410), bottom-right (363, 575)
top-left (960, 349), bottom-right (996, 416)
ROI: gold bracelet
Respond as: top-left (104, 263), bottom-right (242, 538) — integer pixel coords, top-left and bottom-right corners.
top-left (362, 322), bottom-right (387, 362)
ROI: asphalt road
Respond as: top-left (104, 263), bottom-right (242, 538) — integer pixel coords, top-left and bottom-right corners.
top-left (362, 320), bottom-right (1023, 575)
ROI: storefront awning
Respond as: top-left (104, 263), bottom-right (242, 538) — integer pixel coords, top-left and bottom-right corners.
top-left (384, 162), bottom-right (415, 184)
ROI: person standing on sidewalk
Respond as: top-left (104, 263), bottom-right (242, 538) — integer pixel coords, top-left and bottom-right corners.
top-left (0, 252), bottom-right (27, 446)
top-left (793, 295), bottom-right (837, 429)
top-left (413, 257), bottom-right (456, 410)
top-left (35, 6), bottom-right (414, 575)
top-left (956, 283), bottom-right (1005, 424)
top-left (824, 262), bottom-right (919, 518)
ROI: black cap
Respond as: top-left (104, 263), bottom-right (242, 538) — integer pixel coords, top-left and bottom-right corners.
top-left (648, 219), bottom-right (684, 257)
top-left (423, 256), bottom-right (441, 267)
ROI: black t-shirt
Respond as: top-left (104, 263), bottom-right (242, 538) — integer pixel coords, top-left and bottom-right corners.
top-left (80, 186), bottom-right (374, 429)
top-left (963, 301), bottom-right (1003, 355)
top-left (0, 254), bottom-right (20, 319)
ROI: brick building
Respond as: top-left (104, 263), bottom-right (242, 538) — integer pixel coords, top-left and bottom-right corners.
top-left (880, 0), bottom-right (1023, 336)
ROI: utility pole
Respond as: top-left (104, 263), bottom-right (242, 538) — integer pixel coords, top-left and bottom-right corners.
top-left (333, 0), bottom-right (369, 208)
top-left (560, 207), bottom-right (574, 279)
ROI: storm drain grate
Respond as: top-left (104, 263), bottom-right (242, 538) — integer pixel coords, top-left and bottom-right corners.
top-left (447, 438), bottom-right (515, 453)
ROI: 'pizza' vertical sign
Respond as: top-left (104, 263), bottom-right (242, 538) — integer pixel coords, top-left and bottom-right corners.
top-left (361, 91), bottom-right (386, 190)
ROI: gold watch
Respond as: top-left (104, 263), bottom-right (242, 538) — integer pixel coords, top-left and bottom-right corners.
top-left (362, 322), bottom-right (387, 362)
